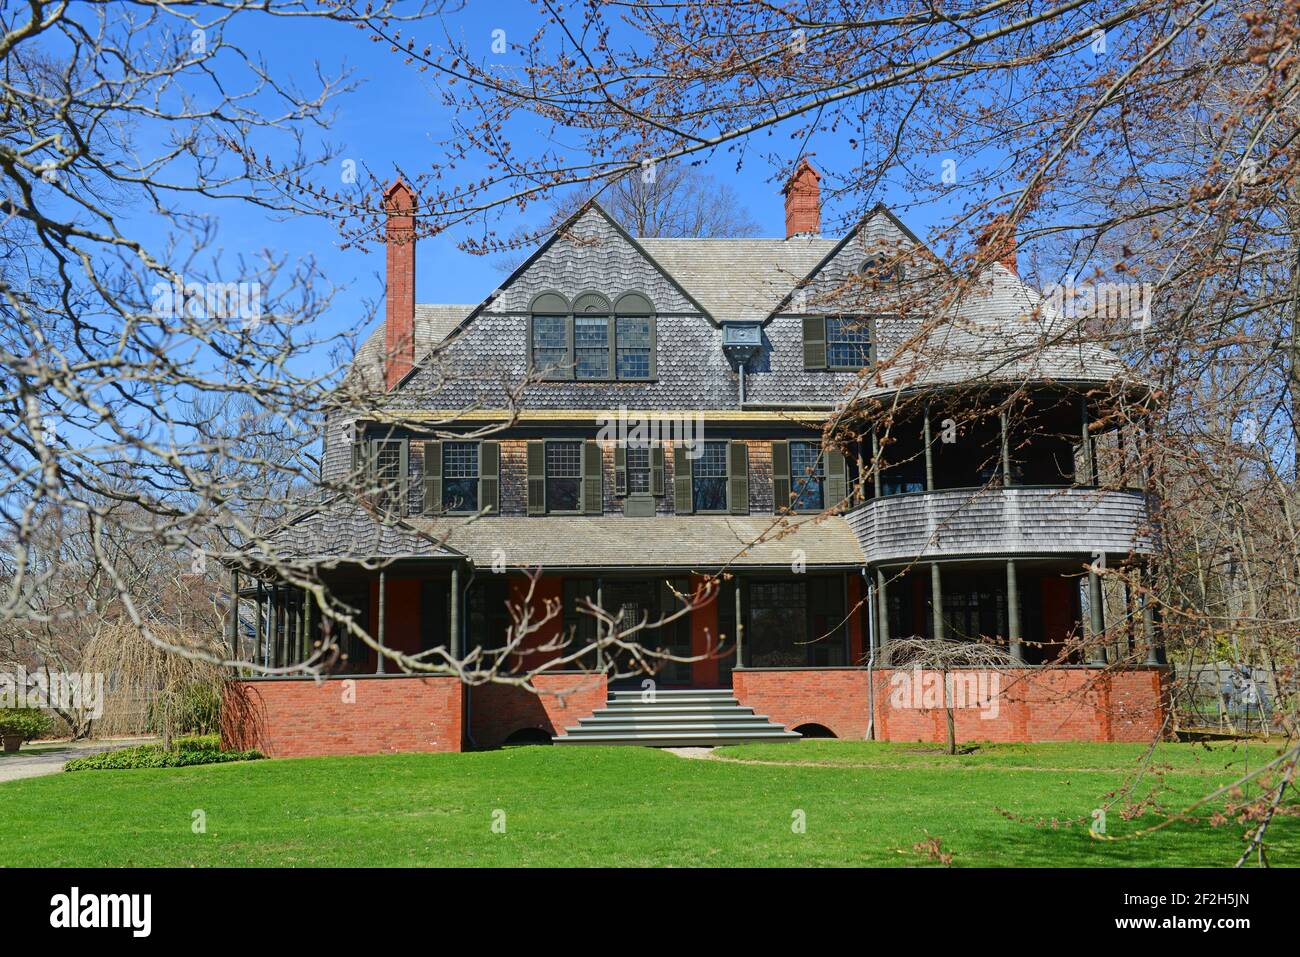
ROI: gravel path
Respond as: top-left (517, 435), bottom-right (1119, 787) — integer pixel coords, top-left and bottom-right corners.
top-left (0, 738), bottom-right (157, 783)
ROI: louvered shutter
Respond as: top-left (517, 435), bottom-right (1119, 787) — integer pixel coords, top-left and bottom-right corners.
top-left (673, 444), bottom-right (693, 514)
top-left (803, 315), bottom-right (827, 369)
top-left (479, 441), bottom-right (500, 514)
top-left (582, 440), bottom-right (603, 514)
top-left (771, 440), bottom-right (791, 512)
top-left (650, 444), bottom-right (665, 496)
top-left (825, 448), bottom-right (847, 510)
top-left (526, 441), bottom-right (546, 515)
top-left (728, 441), bottom-right (749, 515)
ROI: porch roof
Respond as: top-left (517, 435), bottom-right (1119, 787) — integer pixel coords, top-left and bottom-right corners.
top-left (406, 514), bottom-right (866, 569)
top-left (242, 507), bottom-right (865, 570)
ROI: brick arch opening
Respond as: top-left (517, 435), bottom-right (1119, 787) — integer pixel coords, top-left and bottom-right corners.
top-left (502, 727), bottom-right (554, 747)
top-left (792, 722), bottom-right (838, 739)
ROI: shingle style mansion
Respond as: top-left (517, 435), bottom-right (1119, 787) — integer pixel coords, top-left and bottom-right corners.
top-left (222, 161), bottom-right (1170, 756)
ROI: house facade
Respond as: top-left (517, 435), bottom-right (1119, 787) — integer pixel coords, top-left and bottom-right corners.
top-left (221, 162), bottom-right (1170, 757)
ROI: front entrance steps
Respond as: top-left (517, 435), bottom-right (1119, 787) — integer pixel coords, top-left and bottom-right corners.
top-left (552, 688), bottom-right (801, 747)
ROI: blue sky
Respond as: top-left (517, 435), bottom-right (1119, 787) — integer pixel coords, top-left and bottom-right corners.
top-left (147, 1), bottom-right (973, 365)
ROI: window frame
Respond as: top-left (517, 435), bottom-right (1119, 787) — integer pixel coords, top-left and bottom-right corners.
top-left (824, 315), bottom-right (874, 371)
top-left (788, 439), bottom-right (826, 513)
top-left (691, 440), bottom-right (731, 514)
top-left (543, 438), bottom-right (585, 515)
top-left (527, 290), bottom-right (657, 382)
top-left (440, 440), bottom-right (481, 515)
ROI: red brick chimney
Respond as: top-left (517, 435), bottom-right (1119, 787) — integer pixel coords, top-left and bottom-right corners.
top-left (978, 215), bottom-right (1018, 275)
top-left (383, 179), bottom-right (417, 390)
top-left (782, 158), bottom-right (820, 239)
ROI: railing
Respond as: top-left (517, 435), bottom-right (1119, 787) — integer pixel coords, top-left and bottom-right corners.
top-left (844, 485), bottom-right (1155, 565)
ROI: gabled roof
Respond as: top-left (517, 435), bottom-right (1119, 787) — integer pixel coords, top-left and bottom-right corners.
top-left (351, 303), bottom-right (475, 389)
top-left (638, 237), bottom-right (835, 324)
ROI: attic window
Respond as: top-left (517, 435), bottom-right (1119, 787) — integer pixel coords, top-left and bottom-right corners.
top-left (860, 257), bottom-right (904, 283)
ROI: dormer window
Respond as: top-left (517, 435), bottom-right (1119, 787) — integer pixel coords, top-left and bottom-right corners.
top-left (528, 291), bottom-right (656, 381)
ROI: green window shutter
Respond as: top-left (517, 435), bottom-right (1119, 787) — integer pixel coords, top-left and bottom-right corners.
top-left (582, 440), bottom-right (603, 514)
top-left (526, 441), bottom-right (546, 515)
top-left (351, 435), bottom-right (365, 487)
top-left (479, 441), bottom-right (500, 514)
top-left (728, 441), bottom-right (749, 515)
top-left (673, 444), bottom-right (693, 514)
top-left (422, 441), bottom-right (442, 515)
top-left (802, 315), bottom-right (827, 370)
top-left (650, 444), bottom-right (665, 496)
top-left (771, 440), bottom-right (791, 512)
top-left (825, 448), bottom-right (847, 509)
top-left (614, 445), bottom-right (627, 496)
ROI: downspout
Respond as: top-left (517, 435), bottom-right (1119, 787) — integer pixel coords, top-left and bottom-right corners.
top-left (462, 562), bottom-right (478, 750)
top-left (864, 568), bottom-right (877, 741)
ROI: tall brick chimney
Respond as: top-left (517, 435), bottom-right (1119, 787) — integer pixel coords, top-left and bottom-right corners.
top-left (978, 215), bottom-right (1018, 275)
top-left (383, 179), bottom-right (417, 390)
top-left (783, 158), bottom-right (820, 239)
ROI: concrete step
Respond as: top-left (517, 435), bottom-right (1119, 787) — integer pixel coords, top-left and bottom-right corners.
top-left (554, 730), bottom-right (800, 746)
top-left (563, 721), bottom-right (785, 734)
top-left (581, 711), bottom-right (775, 725)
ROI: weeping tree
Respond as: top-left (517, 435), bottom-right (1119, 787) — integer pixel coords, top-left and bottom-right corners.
top-left (884, 637), bottom-right (1017, 756)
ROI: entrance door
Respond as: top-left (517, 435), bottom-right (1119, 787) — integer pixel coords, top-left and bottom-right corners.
top-left (605, 579), bottom-right (692, 687)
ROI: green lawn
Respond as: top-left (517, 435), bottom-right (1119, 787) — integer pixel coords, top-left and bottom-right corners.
top-left (0, 741), bottom-right (1294, 867)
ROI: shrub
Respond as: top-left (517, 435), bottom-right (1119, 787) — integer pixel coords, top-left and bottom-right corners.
top-left (0, 708), bottom-right (54, 741)
top-left (65, 741), bottom-right (263, 772)
top-left (172, 733), bottom-right (221, 751)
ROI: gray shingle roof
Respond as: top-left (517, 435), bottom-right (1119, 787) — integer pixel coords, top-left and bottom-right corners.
top-left (251, 510), bottom-right (864, 569)
top-left (864, 264), bottom-right (1130, 397)
top-left (350, 303), bottom-right (475, 389)
top-left (638, 237), bottom-right (836, 324)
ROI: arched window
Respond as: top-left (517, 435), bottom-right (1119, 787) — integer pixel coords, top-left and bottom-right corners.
top-left (529, 292), bottom-right (570, 380)
top-left (614, 293), bottom-right (655, 380)
top-left (573, 292), bottom-right (611, 380)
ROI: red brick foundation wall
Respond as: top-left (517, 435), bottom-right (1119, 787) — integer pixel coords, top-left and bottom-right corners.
top-left (469, 673), bottom-right (607, 749)
top-left (733, 667), bottom-right (1170, 743)
top-left (222, 675), bottom-right (464, 758)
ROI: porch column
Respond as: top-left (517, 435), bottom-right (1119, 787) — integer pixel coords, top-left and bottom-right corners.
top-left (856, 438), bottom-right (867, 503)
top-left (255, 580), bottom-right (264, 667)
top-left (871, 426), bottom-right (882, 498)
top-left (1141, 567), bottom-right (1160, 665)
top-left (299, 586), bottom-right (308, 662)
top-left (595, 577), bottom-right (605, 670)
top-left (272, 587), bottom-right (282, 667)
top-left (923, 402), bottom-right (934, 492)
top-left (1088, 565), bottom-right (1107, 665)
top-left (734, 576), bottom-right (744, 669)
top-left (227, 569), bottom-right (239, 660)
top-left (1079, 394), bottom-right (1095, 486)
top-left (875, 568), bottom-right (889, 664)
top-left (1000, 407), bottom-right (1012, 487)
top-left (930, 563), bottom-right (944, 642)
top-left (449, 565), bottom-right (460, 658)
top-left (1006, 560), bottom-right (1023, 663)
top-left (377, 569), bottom-right (387, 674)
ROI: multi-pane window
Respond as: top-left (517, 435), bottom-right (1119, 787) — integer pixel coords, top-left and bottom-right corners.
top-left (531, 292), bottom-right (654, 380)
top-left (790, 440), bottom-right (825, 511)
top-left (442, 441), bottom-right (479, 513)
top-left (692, 441), bottom-right (728, 512)
top-left (372, 440), bottom-right (404, 510)
top-left (531, 314), bottom-right (568, 376)
top-left (616, 316), bottom-right (652, 378)
top-left (575, 315), bottom-right (610, 379)
top-left (826, 316), bottom-right (872, 369)
top-left (545, 441), bottom-right (583, 512)
top-left (626, 445), bottom-right (651, 494)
